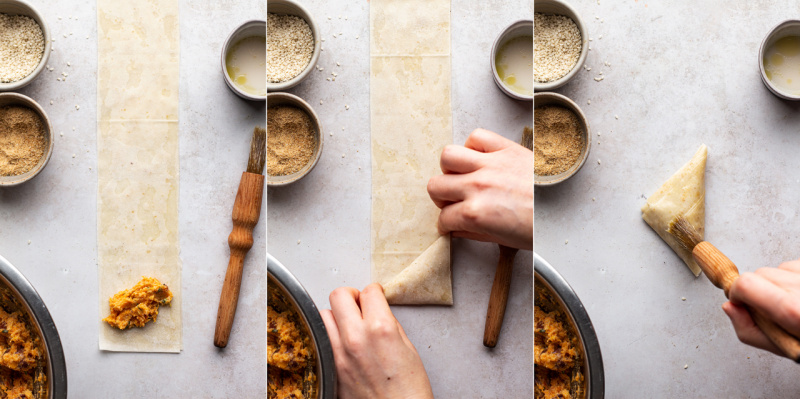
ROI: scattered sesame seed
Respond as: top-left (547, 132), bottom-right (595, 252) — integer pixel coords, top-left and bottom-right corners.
top-left (67, 62), bottom-right (71, 67)
top-left (594, 76), bottom-right (604, 81)
top-left (615, 115), bottom-right (619, 119)
top-left (356, 35), bottom-right (359, 39)
top-left (565, 240), bottom-right (569, 244)
top-left (599, 35), bottom-right (603, 39)
top-left (345, 105), bottom-right (349, 110)
top-left (336, 62), bottom-right (340, 66)
top-left (682, 297), bottom-right (686, 301)
top-left (320, 100), bottom-right (323, 105)
top-left (27, 240), bottom-right (31, 245)
top-left (341, 154), bottom-right (345, 158)
top-left (49, 100), bottom-right (53, 105)
top-left (341, 127), bottom-right (344, 131)
top-left (72, 154), bottom-right (76, 158)
top-left (592, 197), bottom-right (596, 201)
top-left (75, 105), bottom-right (80, 110)
top-left (597, 159), bottom-right (602, 165)
top-left (587, 99), bottom-right (591, 105)
top-left (684, 365), bottom-right (688, 369)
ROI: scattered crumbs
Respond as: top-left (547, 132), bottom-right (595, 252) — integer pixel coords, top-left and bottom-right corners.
top-left (587, 67), bottom-right (592, 71)
top-left (339, 32), bottom-right (343, 36)
top-left (329, 132), bottom-right (333, 136)
top-left (595, 15), bottom-right (599, 19)
top-left (601, 19), bottom-right (604, 23)
top-left (594, 76), bottom-right (604, 81)
top-left (321, 47), bottom-right (324, 51)
top-left (321, 38), bottom-right (325, 42)
top-left (615, 115), bottom-right (619, 119)
top-left (332, 34), bottom-right (336, 38)
top-left (681, 297), bottom-right (686, 301)
top-left (326, 78), bottom-right (331, 81)
top-left (56, 78), bottom-right (61, 81)
top-left (72, 154), bottom-right (76, 158)
top-left (27, 240), bottom-right (31, 245)
top-left (587, 99), bottom-right (591, 105)
top-left (599, 35), bottom-right (603, 39)
top-left (684, 364), bottom-right (688, 370)
top-left (345, 16), bottom-right (348, 20)
top-left (597, 132), bottom-right (601, 136)
top-left (72, 127), bottom-right (75, 131)
top-left (565, 239), bottom-right (569, 245)
top-left (319, 67), bottom-right (324, 71)
top-left (592, 197), bottom-right (596, 201)
top-left (62, 33), bottom-right (67, 38)
top-left (59, 132), bottom-right (63, 137)
top-left (356, 35), bottom-right (359, 39)
top-left (341, 154), bottom-right (345, 158)
top-left (297, 240), bottom-right (301, 244)
top-left (747, 357), bottom-right (750, 359)
top-left (341, 127), bottom-right (344, 131)
top-left (589, 38), bottom-right (593, 41)
top-left (345, 105), bottom-right (349, 110)
top-left (58, 16), bottom-right (62, 20)
top-left (67, 62), bottom-right (71, 67)
top-left (597, 159), bottom-right (601, 165)
top-left (336, 62), bottom-right (340, 66)
top-left (589, 46), bottom-right (592, 50)
top-left (332, 77), bottom-right (335, 81)
top-left (49, 101), bottom-right (53, 105)
top-left (319, 100), bottom-right (323, 105)
top-left (75, 105), bottom-right (80, 110)
top-left (327, 16), bottom-right (331, 20)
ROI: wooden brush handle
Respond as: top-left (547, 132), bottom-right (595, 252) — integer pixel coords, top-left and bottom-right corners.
top-left (214, 172), bottom-right (264, 348)
top-left (483, 245), bottom-right (519, 348)
top-left (693, 241), bottom-right (800, 362)
top-left (692, 242), bottom-right (740, 297)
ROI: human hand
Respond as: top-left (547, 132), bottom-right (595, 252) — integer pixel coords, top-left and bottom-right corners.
top-left (427, 128), bottom-right (533, 250)
top-left (722, 259), bottom-right (800, 358)
top-left (320, 283), bottom-right (434, 399)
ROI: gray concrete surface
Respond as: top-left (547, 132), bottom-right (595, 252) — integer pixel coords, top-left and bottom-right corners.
top-left (268, 1), bottom-right (534, 398)
top-left (535, 1), bottom-right (800, 397)
top-left (0, 0), bottom-right (266, 397)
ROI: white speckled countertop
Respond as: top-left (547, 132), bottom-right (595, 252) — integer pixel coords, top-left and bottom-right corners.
top-left (0, 0), bottom-right (266, 397)
top-left (536, 0), bottom-right (800, 397)
top-left (267, 1), bottom-right (534, 398)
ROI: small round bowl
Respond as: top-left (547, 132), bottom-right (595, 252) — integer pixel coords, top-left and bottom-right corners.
top-left (267, 92), bottom-right (323, 186)
top-left (0, 92), bottom-right (54, 187)
top-left (267, 0), bottom-right (320, 92)
top-left (535, 253), bottom-right (604, 399)
top-left (268, 254), bottom-right (336, 399)
top-left (491, 19), bottom-right (533, 101)
top-left (534, 92), bottom-right (590, 186)
top-left (0, 0), bottom-right (51, 91)
top-left (0, 254), bottom-right (68, 399)
top-left (758, 19), bottom-right (800, 101)
top-left (222, 19), bottom-right (266, 101)
top-left (533, 0), bottom-right (588, 91)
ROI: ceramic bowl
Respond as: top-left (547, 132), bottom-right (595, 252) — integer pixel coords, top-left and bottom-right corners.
top-left (491, 19), bottom-right (533, 101)
top-left (535, 253), bottom-right (604, 399)
top-left (268, 254), bottom-right (336, 399)
top-left (267, 0), bottom-right (320, 92)
top-left (534, 92), bottom-right (590, 186)
top-left (758, 19), bottom-right (800, 101)
top-left (0, 254), bottom-right (67, 399)
top-left (0, 92), bottom-right (54, 187)
top-left (221, 19), bottom-right (266, 101)
top-left (0, 0), bottom-right (51, 91)
top-left (533, 0), bottom-right (588, 91)
top-left (266, 92), bottom-right (323, 186)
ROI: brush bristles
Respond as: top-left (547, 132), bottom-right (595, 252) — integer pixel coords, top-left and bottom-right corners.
top-left (247, 126), bottom-right (266, 174)
top-left (522, 126), bottom-right (533, 150)
top-left (667, 216), bottom-right (702, 252)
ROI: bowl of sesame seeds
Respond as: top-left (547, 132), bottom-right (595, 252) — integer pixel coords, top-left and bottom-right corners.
top-left (0, 0), bottom-right (51, 91)
top-left (534, 0), bottom-right (588, 91)
top-left (267, 0), bottom-right (320, 92)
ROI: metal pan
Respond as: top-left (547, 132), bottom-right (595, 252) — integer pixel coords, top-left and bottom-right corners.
top-left (535, 253), bottom-right (604, 399)
top-left (268, 253), bottom-right (336, 399)
top-left (0, 254), bottom-right (67, 399)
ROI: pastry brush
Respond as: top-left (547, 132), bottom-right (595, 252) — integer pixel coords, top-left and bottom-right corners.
top-left (668, 215), bottom-right (800, 362)
top-left (483, 127), bottom-right (532, 348)
top-left (214, 126), bottom-right (266, 348)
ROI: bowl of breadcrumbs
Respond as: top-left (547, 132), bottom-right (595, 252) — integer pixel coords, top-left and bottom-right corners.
top-left (0, 92), bottom-right (53, 186)
top-left (267, 92), bottom-right (323, 186)
top-left (533, 92), bottom-right (590, 186)
top-left (0, 0), bottom-right (51, 91)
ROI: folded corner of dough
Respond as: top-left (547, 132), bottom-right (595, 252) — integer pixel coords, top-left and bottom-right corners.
top-left (641, 144), bottom-right (707, 277)
top-left (384, 235), bottom-right (453, 305)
